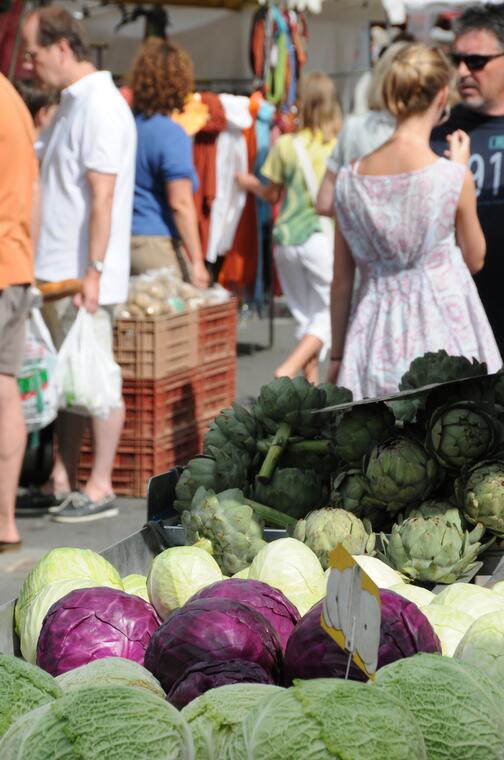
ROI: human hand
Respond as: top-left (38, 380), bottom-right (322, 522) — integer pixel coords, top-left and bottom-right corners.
top-left (73, 270), bottom-right (100, 313)
top-left (326, 358), bottom-right (341, 384)
top-left (445, 130), bottom-right (471, 165)
top-left (191, 260), bottom-right (210, 290)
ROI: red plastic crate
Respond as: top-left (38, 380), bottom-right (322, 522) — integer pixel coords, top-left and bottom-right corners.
top-left (78, 429), bottom-right (199, 498)
top-left (114, 311), bottom-right (197, 380)
top-left (197, 298), bottom-right (237, 365)
top-left (195, 357), bottom-right (236, 423)
top-left (121, 372), bottom-right (198, 441)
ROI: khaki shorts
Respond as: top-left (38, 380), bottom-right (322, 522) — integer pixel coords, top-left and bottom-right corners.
top-left (0, 285), bottom-right (33, 376)
top-left (130, 235), bottom-right (191, 281)
top-left (41, 296), bottom-right (115, 356)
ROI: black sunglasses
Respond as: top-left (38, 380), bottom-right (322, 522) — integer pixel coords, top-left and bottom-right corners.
top-left (450, 52), bottom-right (504, 71)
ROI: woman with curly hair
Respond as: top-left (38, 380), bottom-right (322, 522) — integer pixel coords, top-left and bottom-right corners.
top-left (129, 39), bottom-right (209, 288)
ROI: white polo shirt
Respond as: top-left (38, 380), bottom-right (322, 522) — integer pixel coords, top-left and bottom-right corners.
top-left (36, 71), bottom-right (136, 305)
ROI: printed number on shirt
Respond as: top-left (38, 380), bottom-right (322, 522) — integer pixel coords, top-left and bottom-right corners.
top-left (469, 151), bottom-right (503, 198)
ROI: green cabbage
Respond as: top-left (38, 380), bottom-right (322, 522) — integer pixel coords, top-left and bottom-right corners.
top-left (15, 547), bottom-right (123, 633)
top-left (147, 546), bottom-right (223, 619)
top-left (352, 555), bottom-right (406, 588)
top-left (227, 678), bottom-right (427, 759)
top-left (422, 604), bottom-right (475, 657)
top-left (182, 683), bottom-right (283, 759)
top-left (19, 579), bottom-right (99, 663)
top-left (390, 584), bottom-right (434, 608)
top-left (248, 538), bottom-right (325, 616)
top-left (455, 610), bottom-right (504, 678)
top-left (0, 655), bottom-right (61, 739)
top-left (122, 574), bottom-right (149, 602)
top-left (56, 658), bottom-right (165, 698)
top-left (232, 567), bottom-right (250, 579)
top-left (429, 583), bottom-right (504, 619)
top-left (0, 686), bottom-right (194, 760)
top-left (375, 653), bottom-right (504, 760)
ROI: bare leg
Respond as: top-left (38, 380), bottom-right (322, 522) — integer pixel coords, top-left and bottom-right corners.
top-left (274, 334), bottom-right (323, 380)
top-left (0, 375), bottom-right (25, 543)
top-left (303, 354), bottom-right (319, 384)
top-left (84, 403), bottom-right (125, 502)
top-left (45, 411), bottom-right (88, 494)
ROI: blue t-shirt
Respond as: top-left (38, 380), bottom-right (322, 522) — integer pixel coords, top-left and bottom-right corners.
top-left (132, 113), bottom-right (199, 238)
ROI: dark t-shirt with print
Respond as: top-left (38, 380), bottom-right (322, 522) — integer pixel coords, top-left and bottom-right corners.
top-left (432, 105), bottom-right (504, 349)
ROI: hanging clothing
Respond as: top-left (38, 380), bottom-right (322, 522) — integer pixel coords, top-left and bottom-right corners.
top-left (193, 92), bottom-right (226, 259)
top-left (171, 94), bottom-right (210, 136)
top-left (206, 94), bottom-right (252, 264)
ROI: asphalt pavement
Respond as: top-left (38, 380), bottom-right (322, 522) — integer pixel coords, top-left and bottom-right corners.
top-left (1, 309), bottom-right (323, 605)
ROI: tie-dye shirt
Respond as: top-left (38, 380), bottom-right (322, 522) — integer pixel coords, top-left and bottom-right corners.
top-left (261, 128), bottom-right (336, 246)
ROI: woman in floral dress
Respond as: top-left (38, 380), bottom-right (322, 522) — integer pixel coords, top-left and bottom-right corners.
top-left (327, 43), bottom-right (501, 398)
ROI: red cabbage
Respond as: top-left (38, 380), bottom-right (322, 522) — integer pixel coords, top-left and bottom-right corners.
top-left (189, 579), bottom-right (300, 651)
top-left (144, 597), bottom-right (283, 693)
top-left (284, 590), bottom-right (441, 684)
top-left (36, 587), bottom-right (162, 676)
top-left (167, 659), bottom-right (275, 709)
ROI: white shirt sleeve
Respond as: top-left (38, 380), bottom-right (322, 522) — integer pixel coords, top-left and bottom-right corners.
top-left (80, 100), bottom-right (125, 175)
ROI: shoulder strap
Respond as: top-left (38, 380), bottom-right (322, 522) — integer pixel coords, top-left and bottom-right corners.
top-left (293, 135), bottom-right (319, 205)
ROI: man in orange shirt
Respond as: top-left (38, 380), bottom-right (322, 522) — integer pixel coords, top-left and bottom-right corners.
top-left (0, 73), bottom-right (38, 551)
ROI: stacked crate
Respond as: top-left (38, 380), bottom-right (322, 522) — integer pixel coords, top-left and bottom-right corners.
top-left (78, 298), bottom-right (237, 497)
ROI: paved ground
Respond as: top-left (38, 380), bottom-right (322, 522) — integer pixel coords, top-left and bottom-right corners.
top-left (1, 309), bottom-right (326, 605)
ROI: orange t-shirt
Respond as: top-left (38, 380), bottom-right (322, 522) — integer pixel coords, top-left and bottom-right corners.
top-left (0, 73), bottom-right (37, 289)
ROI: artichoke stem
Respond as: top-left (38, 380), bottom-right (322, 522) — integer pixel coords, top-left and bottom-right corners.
top-left (289, 439), bottom-right (332, 454)
top-left (257, 421), bottom-right (292, 482)
top-left (244, 497), bottom-right (298, 528)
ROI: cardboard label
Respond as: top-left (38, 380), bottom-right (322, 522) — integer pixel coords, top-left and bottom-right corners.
top-left (321, 545), bottom-right (381, 680)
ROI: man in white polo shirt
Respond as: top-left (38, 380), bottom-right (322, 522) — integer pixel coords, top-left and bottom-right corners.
top-left (22, 6), bottom-right (136, 523)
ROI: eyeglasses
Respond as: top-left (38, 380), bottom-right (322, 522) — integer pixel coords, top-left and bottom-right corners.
top-left (23, 50), bottom-right (38, 62)
top-left (450, 52), bottom-right (504, 71)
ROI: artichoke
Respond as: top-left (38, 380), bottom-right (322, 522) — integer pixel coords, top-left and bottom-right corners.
top-left (399, 350), bottom-right (487, 392)
top-left (365, 438), bottom-right (441, 514)
top-left (330, 469), bottom-right (377, 515)
top-left (330, 402), bottom-right (396, 466)
top-left (253, 467), bottom-right (328, 520)
top-left (379, 509), bottom-right (490, 584)
top-left (293, 508), bottom-right (375, 569)
top-left (182, 487), bottom-right (266, 575)
top-left (173, 449), bottom-right (249, 513)
top-left (455, 459), bottom-right (504, 537)
top-left (203, 403), bottom-right (260, 456)
top-left (406, 499), bottom-right (465, 525)
top-left (253, 376), bottom-right (325, 437)
top-left (426, 400), bottom-right (502, 471)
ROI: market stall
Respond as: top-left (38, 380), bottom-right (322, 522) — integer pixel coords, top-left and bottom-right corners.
top-left (2, 354), bottom-right (504, 757)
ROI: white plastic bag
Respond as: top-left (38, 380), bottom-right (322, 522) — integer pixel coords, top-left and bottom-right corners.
top-left (17, 307), bottom-right (59, 432)
top-left (53, 308), bottom-right (122, 419)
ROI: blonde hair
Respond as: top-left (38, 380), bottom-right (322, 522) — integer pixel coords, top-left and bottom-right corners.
top-left (368, 41), bottom-right (410, 110)
top-left (298, 72), bottom-right (342, 143)
top-left (382, 43), bottom-right (456, 119)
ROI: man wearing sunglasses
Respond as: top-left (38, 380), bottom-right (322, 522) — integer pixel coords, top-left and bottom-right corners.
top-left (432, 5), bottom-right (504, 355)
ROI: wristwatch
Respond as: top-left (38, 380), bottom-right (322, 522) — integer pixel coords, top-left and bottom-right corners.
top-left (88, 260), bottom-right (104, 275)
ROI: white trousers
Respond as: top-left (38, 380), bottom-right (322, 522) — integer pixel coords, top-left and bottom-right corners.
top-left (274, 231), bottom-right (333, 360)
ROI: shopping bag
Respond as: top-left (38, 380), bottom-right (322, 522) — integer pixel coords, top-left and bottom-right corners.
top-left (53, 308), bottom-right (122, 419)
top-left (17, 307), bottom-right (59, 432)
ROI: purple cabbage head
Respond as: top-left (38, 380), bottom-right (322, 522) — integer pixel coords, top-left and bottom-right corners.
top-left (189, 579), bottom-right (300, 651)
top-left (36, 587), bottom-right (162, 676)
top-left (167, 659), bottom-right (275, 709)
top-left (284, 589), bottom-right (441, 684)
top-left (144, 597), bottom-right (283, 694)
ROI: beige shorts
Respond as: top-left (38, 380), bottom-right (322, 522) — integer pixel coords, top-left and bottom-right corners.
top-left (41, 296), bottom-right (115, 356)
top-left (130, 235), bottom-right (191, 281)
top-left (0, 285), bottom-right (33, 376)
